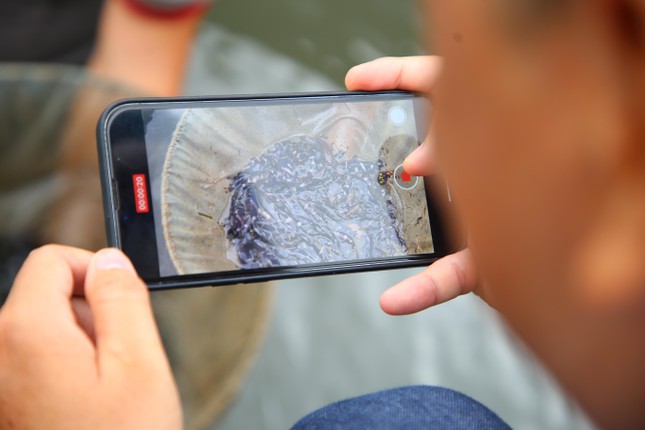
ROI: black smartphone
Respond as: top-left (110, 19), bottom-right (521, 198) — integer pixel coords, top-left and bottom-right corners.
top-left (97, 91), bottom-right (458, 289)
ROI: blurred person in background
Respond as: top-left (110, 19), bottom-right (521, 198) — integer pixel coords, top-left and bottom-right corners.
top-left (0, 0), bottom-right (213, 303)
top-left (1, 0), bottom-right (645, 429)
top-left (0, 0), bottom-right (214, 95)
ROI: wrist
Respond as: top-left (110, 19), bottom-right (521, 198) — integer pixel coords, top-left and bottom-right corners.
top-left (121, 0), bottom-right (212, 19)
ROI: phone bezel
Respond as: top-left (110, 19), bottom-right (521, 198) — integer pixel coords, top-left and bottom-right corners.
top-left (97, 91), bottom-right (458, 289)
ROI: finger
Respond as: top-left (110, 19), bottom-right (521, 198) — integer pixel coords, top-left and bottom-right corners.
top-left (71, 298), bottom-right (96, 343)
top-left (4, 245), bottom-right (93, 321)
top-left (380, 249), bottom-right (478, 315)
top-left (84, 248), bottom-right (164, 368)
top-left (403, 135), bottom-right (436, 177)
top-left (345, 56), bottom-right (443, 93)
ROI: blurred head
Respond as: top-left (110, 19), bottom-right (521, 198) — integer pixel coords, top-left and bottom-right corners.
top-left (426, 0), bottom-right (645, 427)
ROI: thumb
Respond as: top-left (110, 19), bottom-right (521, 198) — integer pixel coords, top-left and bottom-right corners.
top-left (84, 248), bottom-right (164, 369)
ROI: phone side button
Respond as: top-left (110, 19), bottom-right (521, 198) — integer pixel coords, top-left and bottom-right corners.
top-left (111, 179), bottom-right (121, 211)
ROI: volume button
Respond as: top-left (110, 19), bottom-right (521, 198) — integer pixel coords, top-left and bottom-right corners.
top-left (112, 179), bottom-right (121, 211)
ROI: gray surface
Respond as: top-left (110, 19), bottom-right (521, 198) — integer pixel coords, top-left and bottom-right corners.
top-left (217, 271), bottom-right (593, 430)
top-left (183, 22), bottom-right (597, 430)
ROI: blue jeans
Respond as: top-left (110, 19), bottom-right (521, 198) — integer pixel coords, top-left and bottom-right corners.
top-left (291, 386), bottom-right (511, 430)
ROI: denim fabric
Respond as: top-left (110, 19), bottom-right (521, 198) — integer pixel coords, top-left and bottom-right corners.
top-left (291, 385), bottom-right (511, 430)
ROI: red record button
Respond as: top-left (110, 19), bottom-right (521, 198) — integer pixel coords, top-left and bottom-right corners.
top-left (394, 165), bottom-right (419, 191)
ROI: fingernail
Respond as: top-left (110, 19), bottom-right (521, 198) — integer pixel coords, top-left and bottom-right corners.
top-left (94, 248), bottom-right (134, 272)
top-left (404, 143), bottom-right (423, 164)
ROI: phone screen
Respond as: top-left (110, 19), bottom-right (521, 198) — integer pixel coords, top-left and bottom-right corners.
top-left (102, 92), bottom-right (450, 287)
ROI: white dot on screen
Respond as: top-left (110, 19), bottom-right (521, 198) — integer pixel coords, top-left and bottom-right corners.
top-left (388, 106), bottom-right (407, 126)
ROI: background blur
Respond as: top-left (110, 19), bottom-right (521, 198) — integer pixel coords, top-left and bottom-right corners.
top-left (205, 0), bottom-right (420, 85)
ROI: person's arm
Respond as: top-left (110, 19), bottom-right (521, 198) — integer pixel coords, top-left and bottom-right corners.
top-left (0, 246), bottom-right (181, 429)
top-left (346, 56), bottom-right (482, 314)
top-left (88, 0), bottom-right (210, 96)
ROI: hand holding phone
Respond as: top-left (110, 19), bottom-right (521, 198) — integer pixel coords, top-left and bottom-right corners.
top-left (0, 246), bottom-right (181, 430)
top-left (347, 56), bottom-right (480, 314)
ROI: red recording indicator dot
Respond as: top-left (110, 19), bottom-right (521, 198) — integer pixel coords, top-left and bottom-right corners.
top-left (132, 174), bottom-right (150, 214)
top-left (401, 171), bottom-right (412, 182)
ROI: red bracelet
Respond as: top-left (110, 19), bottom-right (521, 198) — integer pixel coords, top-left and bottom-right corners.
top-left (122, 0), bottom-right (210, 19)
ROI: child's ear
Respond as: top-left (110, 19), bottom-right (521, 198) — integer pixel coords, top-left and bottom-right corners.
top-left (569, 0), bottom-right (645, 313)
top-left (572, 180), bottom-right (645, 313)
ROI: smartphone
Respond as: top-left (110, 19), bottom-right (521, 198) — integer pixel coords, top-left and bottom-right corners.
top-left (97, 91), bottom-right (458, 289)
